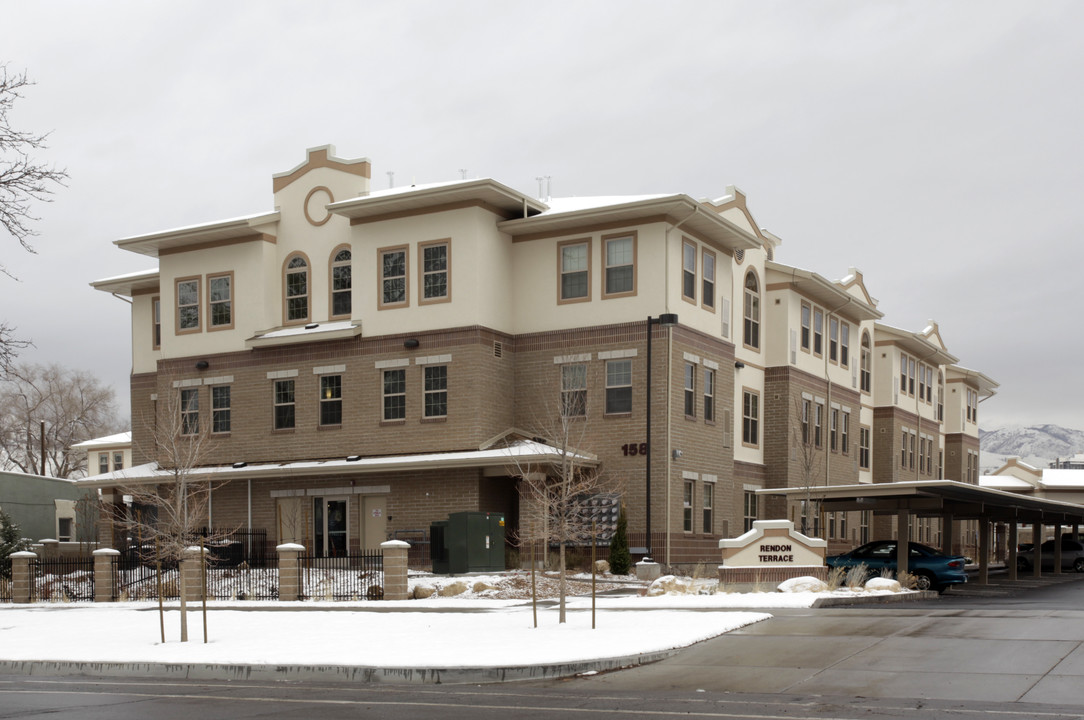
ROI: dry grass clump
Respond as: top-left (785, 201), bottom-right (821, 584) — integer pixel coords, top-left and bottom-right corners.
top-left (845, 563), bottom-right (870, 591)
top-left (825, 566), bottom-right (845, 591)
top-left (896, 570), bottom-right (917, 590)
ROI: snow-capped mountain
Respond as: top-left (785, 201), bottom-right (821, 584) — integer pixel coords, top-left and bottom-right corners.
top-left (979, 424), bottom-right (1084, 473)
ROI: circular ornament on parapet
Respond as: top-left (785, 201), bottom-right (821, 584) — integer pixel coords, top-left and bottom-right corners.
top-left (304, 186), bottom-right (335, 226)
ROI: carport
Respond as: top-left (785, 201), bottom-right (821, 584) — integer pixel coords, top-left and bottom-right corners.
top-left (761, 480), bottom-right (1084, 583)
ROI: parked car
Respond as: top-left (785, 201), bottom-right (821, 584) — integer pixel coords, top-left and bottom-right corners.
top-left (1016, 538), bottom-right (1084, 572)
top-left (826, 540), bottom-right (968, 592)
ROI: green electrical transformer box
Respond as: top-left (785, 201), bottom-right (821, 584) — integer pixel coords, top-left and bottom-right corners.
top-left (430, 511), bottom-right (505, 574)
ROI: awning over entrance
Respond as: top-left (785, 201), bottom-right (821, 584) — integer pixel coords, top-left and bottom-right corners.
top-left (759, 480), bottom-right (1084, 583)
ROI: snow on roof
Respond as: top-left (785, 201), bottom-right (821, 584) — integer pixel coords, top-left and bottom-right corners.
top-left (539, 195), bottom-right (674, 215)
top-left (91, 269), bottom-right (159, 284)
top-left (255, 320), bottom-right (356, 339)
top-left (117, 210), bottom-right (277, 243)
top-left (979, 475), bottom-right (1033, 490)
top-left (71, 432), bottom-right (132, 450)
top-left (1041, 469), bottom-right (1084, 488)
top-left (365, 178), bottom-right (478, 198)
top-left (77, 439), bottom-right (596, 487)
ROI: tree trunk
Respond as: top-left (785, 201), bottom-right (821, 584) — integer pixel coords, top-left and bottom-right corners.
top-left (558, 542), bottom-right (567, 624)
top-left (178, 569), bottom-right (189, 642)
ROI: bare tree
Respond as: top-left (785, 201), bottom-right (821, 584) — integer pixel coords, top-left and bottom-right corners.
top-left (121, 377), bottom-right (228, 642)
top-left (505, 393), bottom-right (616, 624)
top-left (1, 66), bottom-right (68, 273)
top-left (0, 363), bottom-right (123, 477)
top-left (793, 396), bottom-right (823, 536)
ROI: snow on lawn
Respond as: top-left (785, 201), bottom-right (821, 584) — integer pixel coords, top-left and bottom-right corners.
top-left (0, 602), bottom-right (769, 669)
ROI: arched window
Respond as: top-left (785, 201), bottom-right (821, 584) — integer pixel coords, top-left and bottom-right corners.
top-left (330, 246), bottom-right (351, 318)
top-left (743, 271), bottom-right (760, 350)
top-left (284, 254), bottom-right (309, 323)
top-left (860, 331), bottom-right (872, 393)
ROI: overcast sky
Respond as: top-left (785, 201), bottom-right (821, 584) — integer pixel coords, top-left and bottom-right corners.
top-left (2, 0), bottom-right (1082, 431)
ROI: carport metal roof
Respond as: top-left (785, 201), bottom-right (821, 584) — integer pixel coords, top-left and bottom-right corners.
top-left (759, 480), bottom-right (1084, 526)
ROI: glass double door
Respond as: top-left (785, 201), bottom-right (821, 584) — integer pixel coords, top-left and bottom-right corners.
top-left (313, 497), bottom-right (348, 558)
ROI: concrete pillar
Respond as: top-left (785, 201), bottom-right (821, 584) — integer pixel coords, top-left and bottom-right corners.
top-left (977, 517), bottom-right (990, 585)
top-left (1053, 524), bottom-right (1062, 575)
top-left (276, 543), bottom-right (303, 602)
top-left (897, 509), bottom-right (910, 576)
top-left (1008, 522), bottom-right (1018, 581)
top-left (1032, 523), bottom-right (1042, 578)
top-left (180, 546), bottom-right (207, 604)
top-left (40, 539), bottom-right (59, 559)
top-left (93, 548), bottom-right (120, 602)
top-left (381, 540), bottom-right (410, 601)
top-left (10, 551), bottom-right (36, 604)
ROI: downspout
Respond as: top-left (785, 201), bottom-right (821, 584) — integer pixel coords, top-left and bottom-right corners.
top-left (662, 204), bottom-right (699, 568)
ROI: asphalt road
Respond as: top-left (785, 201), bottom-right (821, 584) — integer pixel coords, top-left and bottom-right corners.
top-left (3, 575), bottom-right (1083, 720)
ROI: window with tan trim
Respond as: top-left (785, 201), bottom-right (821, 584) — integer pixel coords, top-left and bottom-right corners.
top-left (683, 480), bottom-right (694, 533)
top-left (330, 246), bottom-right (352, 318)
top-left (208, 271), bottom-right (233, 330)
top-left (813, 307), bottom-right (823, 356)
top-left (557, 238), bottom-right (591, 303)
top-left (602, 233), bottom-right (636, 298)
top-left (152, 296), bottom-right (161, 349)
top-left (800, 302), bottom-right (811, 352)
top-left (702, 482), bottom-right (713, 534)
top-left (702, 248), bottom-right (716, 310)
top-left (742, 388), bottom-right (759, 447)
top-left (175, 276), bottom-right (200, 334)
top-left (743, 271), bottom-right (760, 350)
top-left (684, 362), bottom-right (696, 417)
top-left (829, 317), bottom-right (839, 363)
top-left (860, 331), bottom-right (872, 393)
top-left (284, 253), bottom-right (310, 324)
top-left (842, 411), bottom-right (850, 454)
top-left (379, 245), bottom-right (409, 308)
top-left (814, 402), bottom-right (823, 448)
top-left (840, 322), bottom-right (850, 368)
top-left (419, 239), bottom-right (450, 304)
top-left (859, 426), bottom-right (871, 469)
top-left (681, 239), bottom-right (696, 304)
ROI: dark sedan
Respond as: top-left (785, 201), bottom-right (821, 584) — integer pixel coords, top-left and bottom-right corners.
top-left (826, 540), bottom-right (968, 592)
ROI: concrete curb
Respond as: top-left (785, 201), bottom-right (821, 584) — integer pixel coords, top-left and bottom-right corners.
top-left (811, 590), bottom-right (939, 607)
top-left (0, 648), bottom-right (680, 685)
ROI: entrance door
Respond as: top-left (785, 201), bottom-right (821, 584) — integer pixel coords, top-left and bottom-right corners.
top-left (360, 495), bottom-right (387, 551)
top-left (313, 497), bottom-right (349, 557)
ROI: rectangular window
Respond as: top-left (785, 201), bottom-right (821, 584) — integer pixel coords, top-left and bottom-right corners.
top-left (58, 517), bottom-right (73, 542)
top-left (208, 272), bottom-right (233, 329)
top-left (212, 385), bottom-right (231, 433)
top-left (840, 323), bottom-right (850, 368)
top-left (828, 512), bottom-right (836, 539)
top-left (841, 412), bottom-right (850, 454)
top-left (152, 297), bottom-right (161, 349)
top-left (900, 352), bottom-right (908, 394)
top-left (909, 431), bottom-right (916, 469)
top-left (605, 359), bottom-right (632, 414)
top-left (829, 317), bottom-right (839, 363)
top-left (682, 239), bottom-right (696, 303)
top-left (814, 403), bottom-right (823, 448)
top-left (918, 364), bottom-right (927, 402)
top-left (927, 440), bottom-right (934, 474)
top-left (702, 483), bottom-right (713, 534)
top-left (684, 362), bottom-right (696, 417)
top-left (420, 240), bottom-right (450, 303)
top-left (603, 234), bottom-right (635, 297)
top-left (744, 491), bottom-right (758, 532)
top-left (176, 277), bottom-right (200, 333)
top-left (702, 249), bottom-right (715, 310)
top-left (859, 427), bottom-right (871, 470)
top-left (908, 358), bottom-right (916, 396)
top-left (742, 389), bottom-right (759, 447)
top-left (560, 363), bottom-right (587, 417)
top-left (558, 239), bottom-right (590, 302)
top-left (113, 452), bottom-right (123, 471)
top-left (424, 365), bottom-right (448, 418)
top-left (813, 308), bottom-right (824, 356)
top-left (180, 387), bottom-right (199, 435)
top-left (274, 379), bottom-right (295, 430)
top-left (860, 511), bottom-right (870, 544)
top-left (830, 408), bottom-right (839, 452)
top-left (800, 303), bottom-right (811, 351)
top-left (379, 246), bottom-right (408, 307)
top-left (683, 480), bottom-right (694, 533)
top-left (918, 437), bottom-right (926, 475)
top-left (801, 398), bottom-right (811, 445)
top-left (703, 368), bottom-right (714, 422)
top-left (383, 369), bottom-right (406, 421)
top-left (320, 375), bottom-right (342, 426)
top-left (98, 452), bottom-right (108, 474)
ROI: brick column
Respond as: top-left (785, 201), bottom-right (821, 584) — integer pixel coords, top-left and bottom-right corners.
top-left (380, 540), bottom-right (409, 601)
top-left (10, 551), bottom-right (36, 604)
top-left (40, 539), bottom-right (59, 559)
top-left (180, 546), bottom-right (207, 604)
top-left (276, 543), bottom-right (303, 602)
top-left (93, 548), bottom-right (120, 602)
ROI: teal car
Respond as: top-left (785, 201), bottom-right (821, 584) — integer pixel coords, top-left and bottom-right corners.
top-left (826, 540), bottom-right (968, 592)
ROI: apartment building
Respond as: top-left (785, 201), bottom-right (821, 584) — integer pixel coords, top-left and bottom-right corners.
top-left (84, 145), bottom-right (997, 565)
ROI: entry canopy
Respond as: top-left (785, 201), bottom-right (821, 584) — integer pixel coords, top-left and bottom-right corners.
top-left (759, 480), bottom-right (1084, 526)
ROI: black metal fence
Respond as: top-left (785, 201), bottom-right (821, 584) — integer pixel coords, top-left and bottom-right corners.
top-left (300, 551), bottom-right (384, 600)
top-left (114, 553), bottom-right (179, 601)
top-left (32, 557), bottom-right (95, 602)
top-left (0, 575), bottom-right (12, 602)
top-left (202, 556), bottom-right (280, 601)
